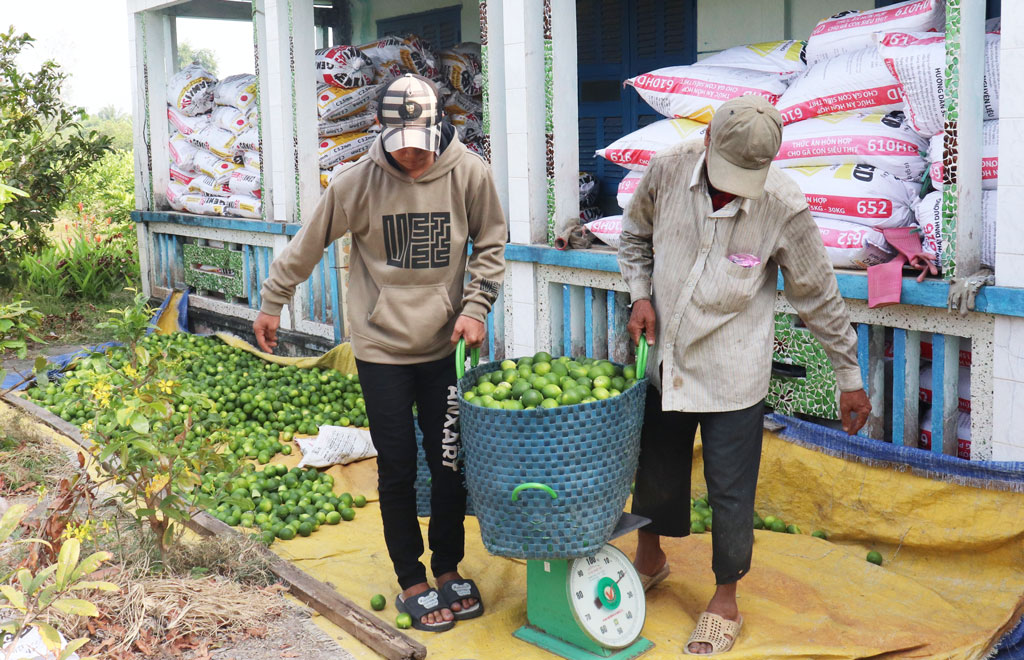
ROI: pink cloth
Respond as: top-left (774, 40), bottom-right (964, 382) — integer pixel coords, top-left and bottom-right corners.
top-left (866, 227), bottom-right (936, 308)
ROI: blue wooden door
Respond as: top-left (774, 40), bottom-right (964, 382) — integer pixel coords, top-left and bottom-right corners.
top-left (577, 0), bottom-right (696, 214)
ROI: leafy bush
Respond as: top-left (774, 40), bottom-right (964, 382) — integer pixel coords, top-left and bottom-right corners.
top-left (62, 149), bottom-right (134, 227)
top-left (0, 28), bottom-right (111, 284)
top-left (0, 300), bottom-right (44, 359)
top-left (18, 206), bottom-right (139, 302)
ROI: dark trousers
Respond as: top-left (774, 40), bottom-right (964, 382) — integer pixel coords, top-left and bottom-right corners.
top-left (631, 385), bottom-right (764, 585)
top-left (356, 354), bottom-right (467, 590)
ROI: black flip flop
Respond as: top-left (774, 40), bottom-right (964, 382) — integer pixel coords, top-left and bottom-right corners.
top-left (439, 578), bottom-right (484, 621)
top-left (395, 589), bottom-right (456, 632)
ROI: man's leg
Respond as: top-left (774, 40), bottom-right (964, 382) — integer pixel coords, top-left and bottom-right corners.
top-left (631, 384), bottom-right (698, 577)
top-left (687, 400), bottom-right (764, 654)
top-left (413, 354), bottom-right (475, 613)
top-left (356, 358), bottom-right (452, 625)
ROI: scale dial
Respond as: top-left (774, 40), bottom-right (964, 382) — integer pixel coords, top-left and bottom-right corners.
top-left (566, 544), bottom-right (646, 649)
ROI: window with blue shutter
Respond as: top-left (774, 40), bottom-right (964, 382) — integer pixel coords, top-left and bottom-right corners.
top-left (377, 5), bottom-right (462, 48)
top-left (577, 0), bottom-right (697, 214)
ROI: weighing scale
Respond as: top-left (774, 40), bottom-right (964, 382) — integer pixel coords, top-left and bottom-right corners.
top-left (514, 513), bottom-right (654, 660)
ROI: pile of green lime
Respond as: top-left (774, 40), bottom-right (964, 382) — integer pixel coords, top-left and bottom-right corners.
top-left (204, 462), bottom-right (365, 545)
top-left (463, 351), bottom-right (638, 410)
top-left (689, 495), bottom-right (829, 538)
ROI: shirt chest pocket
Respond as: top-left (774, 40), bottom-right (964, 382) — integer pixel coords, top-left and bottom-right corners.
top-left (693, 259), bottom-right (767, 315)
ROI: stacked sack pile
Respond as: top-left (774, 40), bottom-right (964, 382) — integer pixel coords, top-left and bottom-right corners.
top-left (316, 36), bottom-right (488, 191)
top-left (436, 42), bottom-right (486, 155)
top-left (593, 0), bottom-right (1000, 275)
top-left (315, 44), bottom-right (381, 190)
top-left (594, 39), bottom-right (807, 245)
top-left (166, 64), bottom-right (262, 219)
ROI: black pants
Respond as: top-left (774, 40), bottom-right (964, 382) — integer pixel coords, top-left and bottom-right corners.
top-left (356, 354), bottom-right (467, 590)
top-left (631, 385), bottom-right (764, 585)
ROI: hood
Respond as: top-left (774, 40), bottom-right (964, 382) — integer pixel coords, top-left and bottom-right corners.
top-left (368, 122), bottom-right (466, 183)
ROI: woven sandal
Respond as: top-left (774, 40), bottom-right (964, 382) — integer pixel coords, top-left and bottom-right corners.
top-left (638, 563), bottom-right (671, 592)
top-left (683, 612), bottom-right (743, 655)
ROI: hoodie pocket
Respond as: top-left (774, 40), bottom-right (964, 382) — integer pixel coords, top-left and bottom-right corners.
top-left (366, 284), bottom-right (455, 354)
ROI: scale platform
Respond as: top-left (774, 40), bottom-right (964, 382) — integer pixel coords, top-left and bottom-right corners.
top-left (514, 512), bottom-right (654, 660)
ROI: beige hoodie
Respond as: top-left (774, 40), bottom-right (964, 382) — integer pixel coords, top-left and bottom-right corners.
top-left (260, 129), bottom-right (506, 364)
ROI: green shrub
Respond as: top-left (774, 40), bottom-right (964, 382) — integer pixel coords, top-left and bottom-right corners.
top-left (0, 300), bottom-right (44, 359)
top-left (62, 149), bottom-right (134, 227)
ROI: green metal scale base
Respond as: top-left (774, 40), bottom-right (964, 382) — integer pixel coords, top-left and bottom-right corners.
top-left (513, 514), bottom-right (654, 660)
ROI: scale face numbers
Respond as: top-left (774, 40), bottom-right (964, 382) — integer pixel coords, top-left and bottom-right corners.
top-left (566, 544), bottom-right (646, 649)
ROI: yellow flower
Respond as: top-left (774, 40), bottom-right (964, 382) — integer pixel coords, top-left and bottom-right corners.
top-left (61, 521), bottom-right (95, 543)
top-left (157, 379), bottom-right (176, 395)
top-left (123, 364), bottom-right (139, 380)
top-left (91, 381), bottom-right (113, 409)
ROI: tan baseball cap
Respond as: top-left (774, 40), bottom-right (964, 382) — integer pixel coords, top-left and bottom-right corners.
top-left (706, 96), bottom-right (783, 199)
top-left (379, 74), bottom-right (442, 152)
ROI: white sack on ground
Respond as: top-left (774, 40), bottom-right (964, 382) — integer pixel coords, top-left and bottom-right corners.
top-left (775, 49), bottom-right (904, 125)
top-left (805, 0), bottom-right (944, 65)
top-left (782, 164), bottom-right (919, 229)
top-left (585, 216), bottom-right (623, 249)
top-left (915, 190), bottom-right (996, 269)
top-left (167, 63), bottom-right (217, 116)
top-left (815, 216), bottom-right (895, 269)
top-left (929, 121), bottom-right (998, 190)
top-left (316, 45), bottom-right (375, 88)
top-left (596, 118), bottom-right (707, 171)
top-left (617, 171), bottom-right (645, 210)
top-left (625, 66), bottom-right (788, 122)
top-left (297, 426), bottom-right (377, 467)
top-left (877, 31), bottom-right (999, 137)
top-left (213, 73), bottom-right (258, 111)
top-left (774, 111), bottom-right (927, 181)
top-left (698, 40), bottom-right (806, 76)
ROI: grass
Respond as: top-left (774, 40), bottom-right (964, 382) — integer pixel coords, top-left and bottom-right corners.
top-left (0, 433), bottom-right (69, 495)
top-left (0, 287), bottom-right (138, 349)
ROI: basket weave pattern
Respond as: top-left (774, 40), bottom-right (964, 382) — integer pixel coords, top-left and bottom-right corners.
top-left (458, 361), bottom-right (647, 559)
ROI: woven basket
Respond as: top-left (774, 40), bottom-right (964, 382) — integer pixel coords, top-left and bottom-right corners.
top-left (414, 422), bottom-right (475, 517)
top-left (459, 360), bottom-right (647, 559)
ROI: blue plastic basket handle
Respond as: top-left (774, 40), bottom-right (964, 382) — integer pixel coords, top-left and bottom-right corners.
top-left (510, 482), bottom-right (559, 502)
top-left (455, 338), bottom-right (480, 379)
top-left (636, 334), bottom-right (650, 379)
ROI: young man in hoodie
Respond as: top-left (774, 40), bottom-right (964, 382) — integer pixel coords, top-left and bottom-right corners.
top-left (253, 74), bottom-right (506, 633)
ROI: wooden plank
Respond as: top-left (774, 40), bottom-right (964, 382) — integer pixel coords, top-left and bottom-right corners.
top-left (865, 325), bottom-right (886, 440)
top-left (590, 287), bottom-right (608, 360)
top-left (132, 210), bottom-right (300, 235)
top-left (547, 283), bottom-right (564, 358)
top-left (936, 334), bottom-right (961, 456)
top-left (0, 392), bottom-right (427, 660)
top-left (904, 330), bottom-right (922, 447)
top-left (569, 285), bottom-right (586, 358)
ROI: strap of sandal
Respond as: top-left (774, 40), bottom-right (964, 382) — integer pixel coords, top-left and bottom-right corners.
top-left (687, 612), bottom-right (742, 654)
top-left (400, 589), bottom-right (446, 620)
top-left (440, 578), bottom-right (481, 605)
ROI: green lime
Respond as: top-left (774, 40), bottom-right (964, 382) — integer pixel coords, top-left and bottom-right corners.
top-left (769, 519), bottom-right (787, 533)
top-left (298, 522), bottom-right (313, 537)
top-left (558, 390), bottom-right (581, 406)
top-left (491, 386), bottom-right (511, 401)
top-left (500, 360), bottom-right (517, 370)
top-left (353, 495), bottom-right (367, 508)
top-left (540, 384), bottom-right (563, 399)
top-left (762, 515), bottom-right (777, 527)
top-left (811, 530), bottom-right (828, 540)
top-left (277, 526), bottom-right (296, 540)
top-left (371, 593), bottom-right (387, 611)
top-left (533, 351), bottom-right (552, 364)
top-left (341, 508), bottom-right (356, 521)
top-left (787, 524), bottom-right (802, 534)
top-left (753, 515), bottom-right (764, 530)
top-left (326, 511), bottom-right (342, 524)
top-left (502, 399), bottom-right (524, 410)
top-left (867, 551), bottom-right (883, 565)
top-left (690, 520), bottom-right (705, 534)
top-left (396, 613), bottom-right (412, 629)
top-left (540, 398), bottom-right (558, 409)
top-left (532, 361), bottom-right (552, 376)
top-left (521, 389), bottom-right (544, 408)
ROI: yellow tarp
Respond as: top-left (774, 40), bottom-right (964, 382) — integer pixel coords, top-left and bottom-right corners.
top-left (8, 318), bottom-right (1022, 659)
top-left (209, 332), bottom-right (1024, 660)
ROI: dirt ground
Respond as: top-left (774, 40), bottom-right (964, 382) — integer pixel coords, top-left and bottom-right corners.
top-left (208, 604), bottom-right (356, 660)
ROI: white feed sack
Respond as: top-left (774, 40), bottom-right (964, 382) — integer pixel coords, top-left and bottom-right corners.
top-left (169, 132), bottom-right (200, 172)
top-left (626, 66), bottom-right (789, 122)
top-left (194, 150), bottom-right (242, 185)
top-left (698, 40), bottom-right (806, 77)
top-left (585, 216), bottom-right (624, 249)
top-left (225, 195), bottom-right (262, 220)
top-left (815, 216), bottom-right (895, 269)
top-left (188, 125), bottom-right (238, 160)
top-left (919, 364), bottom-right (971, 413)
top-left (318, 110), bottom-right (377, 137)
top-left (242, 149), bottom-right (261, 171)
top-left (319, 133), bottom-right (376, 169)
top-left (617, 171), bottom-right (645, 210)
top-left (919, 407), bottom-right (972, 458)
top-left (782, 164), bottom-right (919, 229)
top-left (316, 45), bottom-right (375, 88)
top-left (317, 83), bottom-right (380, 121)
top-left (805, 0), bottom-right (945, 65)
top-left (596, 118), bottom-right (707, 171)
top-left (876, 31), bottom-right (999, 137)
top-left (915, 190), bottom-right (996, 269)
top-left (212, 105), bottom-right (255, 134)
top-left (775, 49), bottom-right (904, 125)
top-left (235, 128), bottom-right (260, 154)
top-left (182, 194), bottom-right (228, 216)
top-left (214, 73), bottom-right (259, 112)
top-left (166, 182), bottom-right (189, 211)
top-left (224, 167), bottom-right (261, 197)
top-left (167, 63), bottom-right (217, 116)
top-left (167, 107), bottom-right (210, 136)
top-left (929, 121), bottom-right (998, 190)
top-left (774, 111), bottom-right (928, 181)
top-left (440, 43), bottom-right (484, 95)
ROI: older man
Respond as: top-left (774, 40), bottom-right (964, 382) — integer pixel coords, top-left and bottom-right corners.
top-left (618, 95), bottom-right (871, 655)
